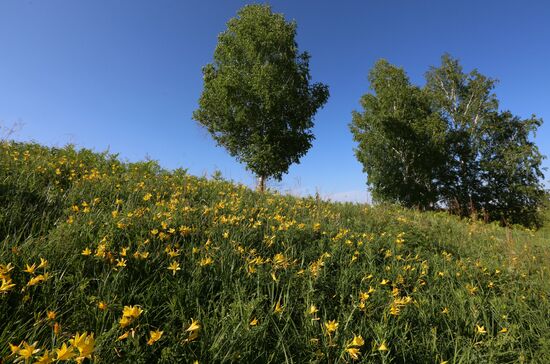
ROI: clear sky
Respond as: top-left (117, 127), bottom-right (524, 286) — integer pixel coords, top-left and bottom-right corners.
top-left (1, 0), bottom-right (549, 203)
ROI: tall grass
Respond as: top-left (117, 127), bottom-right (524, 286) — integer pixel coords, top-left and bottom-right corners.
top-left (1, 141), bottom-right (549, 363)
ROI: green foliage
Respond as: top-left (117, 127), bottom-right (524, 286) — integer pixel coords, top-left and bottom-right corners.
top-left (351, 54), bottom-right (546, 227)
top-left (538, 194), bottom-right (550, 238)
top-left (350, 60), bottom-right (447, 209)
top-left (193, 4), bottom-right (329, 188)
top-left (1, 141), bottom-right (550, 363)
top-left (477, 111), bottom-right (546, 226)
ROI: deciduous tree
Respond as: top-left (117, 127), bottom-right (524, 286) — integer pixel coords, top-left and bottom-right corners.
top-left (350, 60), bottom-right (446, 209)
top-left (351, 54), bottom-right (546, 226)
top-left (193, 4), bottom-right (329, 191)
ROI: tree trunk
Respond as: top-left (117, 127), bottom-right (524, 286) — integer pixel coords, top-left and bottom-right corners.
top-left (257, 175), bottom-right (266, 193)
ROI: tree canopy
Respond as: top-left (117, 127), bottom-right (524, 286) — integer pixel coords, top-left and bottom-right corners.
top-left (193, 4), bottom-right (329, 191)
top-left (350, 54), bottom-right (546, 227)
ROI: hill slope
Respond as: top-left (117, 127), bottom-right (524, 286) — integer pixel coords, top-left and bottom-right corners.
top-left (1, 141), bottom-right (549, 363)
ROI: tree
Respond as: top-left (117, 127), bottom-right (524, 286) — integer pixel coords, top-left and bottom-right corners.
top-left (477, 111), bottom-right (546, 226)
top-left (193, 4), bottom-right (329, 192)
top-left (351, 54), bottom-right (546, 227)
top-left (350, 60), bottom-right (447, 209)
top-left (424, 54), bottom-right (499, 216)
top-left (425, 55), bottom-right (546, 225)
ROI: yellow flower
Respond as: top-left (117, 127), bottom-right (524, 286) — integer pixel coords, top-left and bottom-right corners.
top-left (98, 301), bottom-right (108, 310)
top-left (47, 311), bottom-right (57, 320)
top-left (119, 316), bottom-right (132, 328)
top-left (377, 341), bottom-right (389, 351)
top-left (53, 322), bottom-right (61, 335)
top-left (95, 244), bottom-right (106, 258)
top-left (199, 257), bottom-right (213, 267)
top-left (168, 261), bottom-right (181, 275)
top-left (185, 319), bottom-right (200, 342)
top-left (274, 301), bottom-right (284, 315)
top-left (117, 330), bottom-right (135, 341)
top-left (186, 318), bottom-right (200, 333)
top-left (69, 332), bottom-right (85, 349)
top-left (55, 343), bottom-right (76, 361)
top-left (9, 341), bottom-right (21, 355)
top-left (167, 248), bottom-right (180, 258)
top-left (37, 258), bottom-right (48, 269)
top-left (324, 320), bottom-right (338, 335)
top-left (24, 263), bottom-right (37, 274)
top-left (70, 332), bottom-right (95, 360)
top-left (249, 317), bottom-right (258, 326)
top-left (143, 193), bottom-right (152, 201)
top-left (349, 334), bottom-right (364, 347)
top-left (380, 279), bottom-right (389, 285)
top-left (466, 284), bottom-right (478, 295)
top-left (0, 262), bottom-right (14, 277)
top-left (115, 258), bottom-right (127, 268)
top-left (441, 307), bottom-right (449, 314)
top-left (308, 304), bottom-right (319, 315)
top-left (476, 324), bottom-right (487, 335)
top-left (27, 274), bottom-right (47, 286)
top-left (499, 327), bottom-right (508, 333)
top-left (117, 332), bottom-right (128, 341)
top-left (0, 277), bottom-right (16, 293)
top-left (34, 349), bottom-right (54, 364)
top-left (119, 305), bottom-right (142, 327)
top-left (389, 304), bottom-right (400, 316)
top-left (346, 347), bottom-right (361, 360)
top-left (147, 330), bottom-right (163, 345)
top-left (122, 305), bottom-right (143, 318)
top-left (16, 341), bottom-right (40, 361)
top-left (81, 248), bottom-right (92, 256)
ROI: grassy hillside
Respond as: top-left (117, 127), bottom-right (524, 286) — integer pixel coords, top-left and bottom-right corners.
top-left (536, 202), bottom-right (550, 240)
top-left (1, 141), bottom-right (549, 363)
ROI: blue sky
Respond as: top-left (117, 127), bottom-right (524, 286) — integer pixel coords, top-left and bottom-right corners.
top-left (1, 0), bottom-right (549, 202)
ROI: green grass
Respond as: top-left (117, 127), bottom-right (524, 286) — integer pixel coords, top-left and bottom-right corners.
top-left (1, 141), bottom-right (549, 363)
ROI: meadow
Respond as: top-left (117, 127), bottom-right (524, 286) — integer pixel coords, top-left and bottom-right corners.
top-left (1, 141), bottom-right (549, 363)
